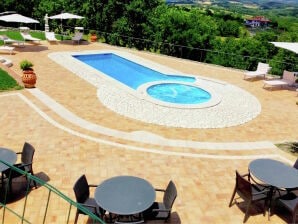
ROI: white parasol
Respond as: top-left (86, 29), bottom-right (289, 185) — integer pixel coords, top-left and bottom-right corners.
top-left (49, 12), bottom-right (84, 20)
top-left (0, 13), bottom-right (39, 23)
top-left (48, 12), bottom-right (84, 33)
top-left (270, 42), bottom-right (298, 54)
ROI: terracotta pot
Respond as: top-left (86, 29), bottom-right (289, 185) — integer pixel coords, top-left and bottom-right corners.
top-left (90, 34), bottom-right (97, 42)
top-left (22, 70), bottom-right (37, 88)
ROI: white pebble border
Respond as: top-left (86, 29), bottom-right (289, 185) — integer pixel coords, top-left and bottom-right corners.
top-left (48, 50), bottom-right (261, 128)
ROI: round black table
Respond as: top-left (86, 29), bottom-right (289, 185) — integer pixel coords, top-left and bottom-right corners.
top-left (0, 147), bottom-right (17, 172)
top-left (249, 158), bottom-right (298, 189)
top-left (95, 176), bottom-right (156, 215)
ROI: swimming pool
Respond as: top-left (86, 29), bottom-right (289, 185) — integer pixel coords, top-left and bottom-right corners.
top-left (49, 50), bottom-right (261, 128)
top-left (73, 53), bottom-right (213, 106)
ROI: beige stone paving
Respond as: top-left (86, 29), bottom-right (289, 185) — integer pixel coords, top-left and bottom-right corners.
top-left (0, 40), bottom-right (297, 223)
top-left (5, 41), bottom-right (298, 142)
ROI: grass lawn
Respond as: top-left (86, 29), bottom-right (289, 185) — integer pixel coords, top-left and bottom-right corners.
top-left (0, 68), bottom-right (23, 91)
top-left (0, 29), bottom-right (88, 43)
top-left (0, 30), bottom-right (24, 41)
top-left (0, 30), bottom-right (46, 45)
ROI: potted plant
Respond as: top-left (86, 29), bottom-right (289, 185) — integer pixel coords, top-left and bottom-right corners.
top-left (20, 60), bottom-right (36, 88)
top-left (89, 30), bottom-right (97, 42)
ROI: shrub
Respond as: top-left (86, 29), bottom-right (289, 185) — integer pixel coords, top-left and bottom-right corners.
top-left (20, 60), bottom-right (33, 70)
top-left (89, 30), bottom-right (97, 35)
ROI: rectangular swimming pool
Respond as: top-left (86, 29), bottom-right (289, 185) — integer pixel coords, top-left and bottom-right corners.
top-left (73, 53), bottom-right (195, 89)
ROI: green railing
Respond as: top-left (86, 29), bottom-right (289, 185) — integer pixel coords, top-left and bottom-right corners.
top-left (0, 160), bottom-right (105, 224)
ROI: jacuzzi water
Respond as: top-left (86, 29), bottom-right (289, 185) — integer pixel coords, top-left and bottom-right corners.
top-left (147, 83), bottom-right (211, 104)
top-left (73, 53), bottom-right (212, 105)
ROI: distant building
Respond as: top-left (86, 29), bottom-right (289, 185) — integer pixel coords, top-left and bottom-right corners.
top-left (245, 16), bottom-right (270, 28)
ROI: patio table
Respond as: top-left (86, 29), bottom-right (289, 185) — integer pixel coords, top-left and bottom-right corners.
top-left (249, 158), bottom-right (298, 218)
top-left (0, 147), bottom-right (17, 172)
top-left (94, 175), bottom-right (156, 216)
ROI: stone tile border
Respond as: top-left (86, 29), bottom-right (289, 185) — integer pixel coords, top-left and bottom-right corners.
top-left (0, 90), bottom-right (275, 151)
top-left (1, 92), bottom-right (281, 159)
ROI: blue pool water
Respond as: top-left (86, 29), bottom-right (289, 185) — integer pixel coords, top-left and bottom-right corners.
top-left (73, 53), bottom-right (211, 104)
top-left (74, 53), bottom-right (195, 89)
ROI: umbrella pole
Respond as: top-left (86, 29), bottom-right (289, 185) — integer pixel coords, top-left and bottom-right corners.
top-left (60, 19), bottom-right (63, 40)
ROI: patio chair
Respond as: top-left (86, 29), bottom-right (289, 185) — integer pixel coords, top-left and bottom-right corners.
top-left (72, 32), bottom-right (83, 45)
top-left (45, 32), bottom-right (58, 42)
top-left (244, 62), bottom-right (271, 80)
top-left (143, 180), bottom-right (177, 222)
top-left (2, 142), bottom-right (37, 192)
top-left (263, 70), bottom-right (296, 90)
top-left (0, 46), bottom-right (14, 54)
top-left (229, 170), bottom-right (269, 223)
top-left (73, 174), bottom-right (105, 224)
top-left (277, 192), bottom-right (298, 224)
top-left (115, 220), bottom-right (144, 224)
top-left (0, 34), bottom-right (24, 46)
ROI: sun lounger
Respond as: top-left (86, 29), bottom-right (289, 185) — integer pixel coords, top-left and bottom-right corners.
top-left (72, 32), bottom-right (83, 44)
top-left (244, 62), bottom-right (271, 80)
top-left (0, 56), bottom-right (6, 62)
top-left (20, 32), bottom-right (41, 43)
top-left (45, 32), bottom-right (58, 42)
top-left (0, 46), bottom-right (14, 54)
top-left (0, 34), bottom-right (24, 46)
top-left (263, 70), bottom-right (296, 90)
top-left (3, 59), bottom-right (13, 67)
top-left (0, 57), bottom-right (13, 67)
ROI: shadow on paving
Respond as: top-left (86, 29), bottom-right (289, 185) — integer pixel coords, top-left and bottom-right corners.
top-left (0, 171), bottom-right (50, 204)
top-left (85, 211), bottom-right (181, 224)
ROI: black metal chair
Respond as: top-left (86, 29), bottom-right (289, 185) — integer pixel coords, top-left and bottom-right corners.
top-left (229, 170), bottom-right (269, 223)
top-left (73, 174), bottom-right (105, 224)
top-left (114, 220), bottom-right (144, 224)
top-left (293, 158), bottom-right (298, 169)
top-left (143, 180), bottom-right (177, 222)
top-left (277, 192), bottom-right (298, 224)
top-left (2, 142), bottom-right (37, 192)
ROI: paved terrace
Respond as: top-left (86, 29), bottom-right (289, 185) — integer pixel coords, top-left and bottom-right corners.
top-left (0, 40), bottom-right (297, 223)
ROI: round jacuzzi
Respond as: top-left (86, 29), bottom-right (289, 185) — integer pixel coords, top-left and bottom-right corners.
top-left (147, 83), bottom-right (211, 104)
top-left (137, 81), bottom-right (222, 109)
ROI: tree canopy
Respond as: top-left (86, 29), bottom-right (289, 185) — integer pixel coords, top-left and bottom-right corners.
top-left (0, 0), bottom-right (297, 75)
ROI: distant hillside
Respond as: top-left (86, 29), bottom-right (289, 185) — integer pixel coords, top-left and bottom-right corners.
top-left (228, 0), bottom-right (298, 4)
top-left (214, 0), bottom-right (298, 9)
top-left (166, 0), bottom-right (298, 8)
top-left (236, 0), bottom-right (298, 6)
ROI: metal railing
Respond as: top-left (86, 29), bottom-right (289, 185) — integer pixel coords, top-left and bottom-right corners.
top-left (64, 26), bottom-right (298, 75)
top-left (1, 25), bottom-right (297, 75)
top-left (0, 160), bottom-right (105, 224)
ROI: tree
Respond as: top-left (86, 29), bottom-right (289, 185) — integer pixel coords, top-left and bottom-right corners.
top-left (270, 50), bottom-right (298, 76)
top-left (113, 0), bottom-right (163, 49)
top-left (207, 37), bottom-right (271, 71)
top-left (218, 19), bottom-right (241, 37)
top-left (145, 6), bottom-right (217, 60)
